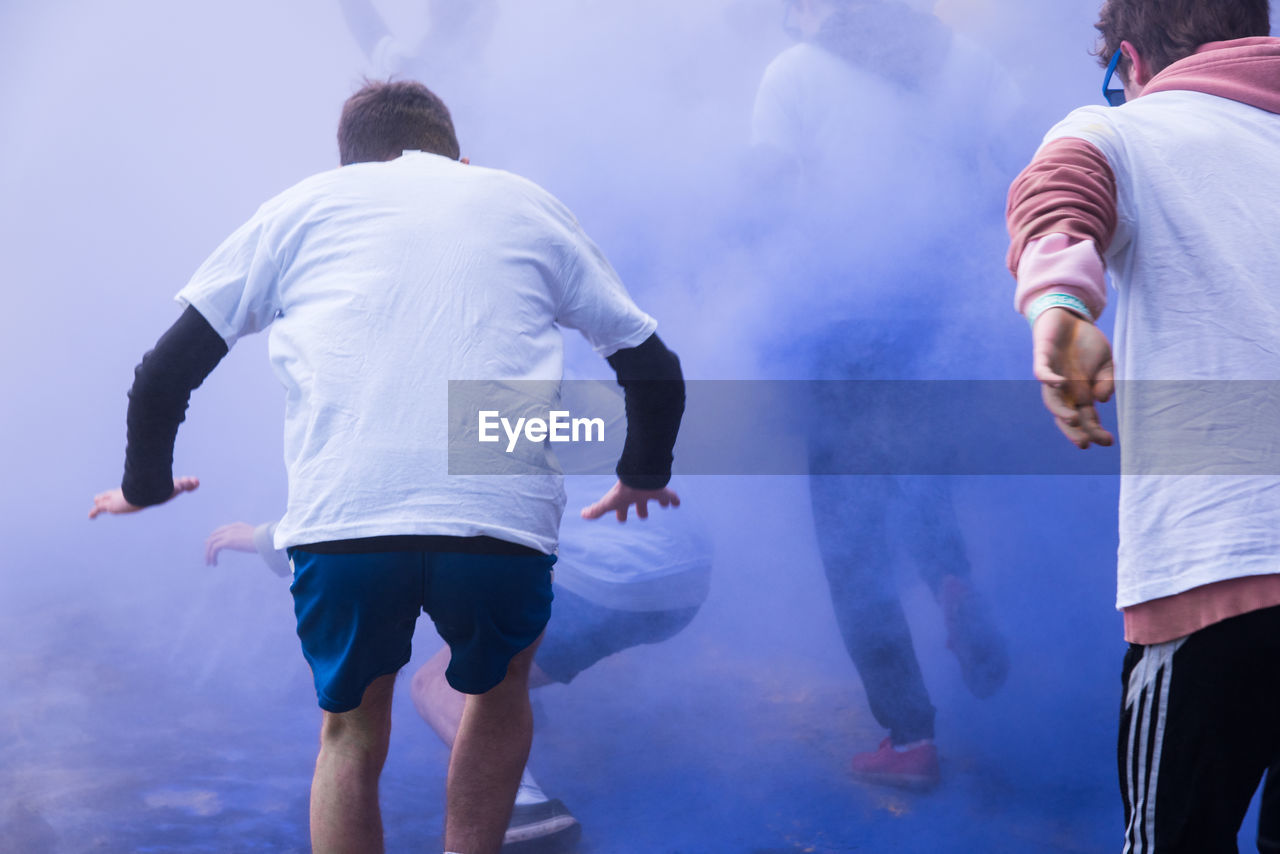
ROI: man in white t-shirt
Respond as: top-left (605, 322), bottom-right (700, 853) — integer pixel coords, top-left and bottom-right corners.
top-left (1006, 1), bottom-right (1280, 848)
top-left (206, 475), bottom-right (711, 852)
top-left (204, 382), bottom-right (710, 853)
top-left (90, 80), bottom-right (685, 854)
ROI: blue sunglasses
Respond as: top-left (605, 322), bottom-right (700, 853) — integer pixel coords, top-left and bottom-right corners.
top-left (1103, 50), bottom-right (1126, 106)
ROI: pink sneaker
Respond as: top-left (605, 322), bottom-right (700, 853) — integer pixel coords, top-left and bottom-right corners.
top-left (849, 738), bottom-right (940, 790)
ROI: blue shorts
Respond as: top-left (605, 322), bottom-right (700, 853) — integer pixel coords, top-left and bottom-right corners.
top-left (288, 545), bottom-right (555, 712)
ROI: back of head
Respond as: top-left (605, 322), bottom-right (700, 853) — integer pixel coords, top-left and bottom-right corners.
top-left (1094, 0), bottom-right (1271, 74)
top-left (338, 79), bottom-right (461, 166)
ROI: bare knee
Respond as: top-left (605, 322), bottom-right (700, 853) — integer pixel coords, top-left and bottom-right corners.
top-left (320, 675), bottom-right (395, 766)
top-left (322, 713), bottom-right (390, 757)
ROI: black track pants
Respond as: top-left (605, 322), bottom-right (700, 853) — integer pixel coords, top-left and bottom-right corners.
top-left (1118, 605), bottom-right (1280, 853)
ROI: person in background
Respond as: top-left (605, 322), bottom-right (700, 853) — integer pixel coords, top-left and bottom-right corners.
top-left (748, 0), bottom-right (1014, 789)
top-left (1005, 0), bottom-right (1280, 848)
top-left (90, 79), bottom-right (684, 854)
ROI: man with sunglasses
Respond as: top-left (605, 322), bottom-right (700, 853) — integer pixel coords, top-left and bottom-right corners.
top-left (1006, 2), bottom-right (1280, 850)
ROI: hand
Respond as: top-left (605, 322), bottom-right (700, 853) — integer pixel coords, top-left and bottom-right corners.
top-left (88, 476), bottom-right (200, 519)
top-left (581, 480), bottom-right (680, 522)
top-left (205, 521), bottom-right (257, 566)
top-left (1032, 307), bottom-right (1115, 449)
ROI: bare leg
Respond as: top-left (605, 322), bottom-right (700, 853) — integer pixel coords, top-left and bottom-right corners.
top-left (443, 637), bottom-right (543, 854)
top-left (310, 673), bottom-right (396, 854)
top-left (411, 644), bottom-right (551, 749)
top-left (411, 646), bottom-right (466, 748)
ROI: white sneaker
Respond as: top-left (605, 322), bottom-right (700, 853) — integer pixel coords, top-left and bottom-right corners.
top-left (502, 798), bottom-right (581, 851)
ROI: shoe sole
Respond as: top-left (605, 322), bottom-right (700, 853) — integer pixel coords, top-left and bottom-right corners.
top-left (502, 816), bottom-right (582, 849)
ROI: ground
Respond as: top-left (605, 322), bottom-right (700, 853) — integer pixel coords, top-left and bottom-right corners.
top-left (2, 477), bottom-right (1266, 853)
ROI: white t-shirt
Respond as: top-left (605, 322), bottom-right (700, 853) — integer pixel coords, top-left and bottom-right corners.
top-left (748, 35), bottom-right (1017, 371)
top-left (256, 375), bottom-right (712, 611)
top-left (1042, 93), bottom-right (1280, 607)
top-left (557, 475), bottom-right (712, 612)
top-left (178, 151), bottom-right (656, 553)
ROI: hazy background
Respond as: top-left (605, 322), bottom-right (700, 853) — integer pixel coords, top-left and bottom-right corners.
top-left (1, 1), bottom-right (1268, 851)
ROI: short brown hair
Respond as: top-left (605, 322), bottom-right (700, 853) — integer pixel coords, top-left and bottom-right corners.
top-left (1094, 0), bottom-right (1270, 74)
top-left (337, 79), bottom-right (460, 165)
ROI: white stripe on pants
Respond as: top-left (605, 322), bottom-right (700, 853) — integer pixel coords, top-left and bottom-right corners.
top-left (1123, 637), bottom-right (1185, 854)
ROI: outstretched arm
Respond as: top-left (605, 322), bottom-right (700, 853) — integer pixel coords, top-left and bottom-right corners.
top-left (90, 476), bottom-right (200, 519)
top-left (89, 306), bottom-right (228, 518)
top-left (1007, 135), bottom-right (1119, 449)
top-left (581, 333), bottom-right (685, 521)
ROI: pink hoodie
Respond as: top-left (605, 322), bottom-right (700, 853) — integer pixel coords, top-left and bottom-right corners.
top-left (1007, 37), bottom-right (1280, 320)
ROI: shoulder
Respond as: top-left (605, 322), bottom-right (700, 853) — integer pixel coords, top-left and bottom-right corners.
top-left (249, 166), bottom-right (351, 221)
top-left (1042, 105), bottom-right (1125, 162)
top-left (465, 164), bottom-right (581, 228)
top-left (759, 42), bottom-right (848, 92)
top-left (753, 42), bottom-right (863, 143)
top-left (350, 154), bottom-right (585, 232)
top-left (462, 161), bottom-right (553, 197)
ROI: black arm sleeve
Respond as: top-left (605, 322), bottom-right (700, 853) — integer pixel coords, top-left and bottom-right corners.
top-left (120, 306), bottom-right (229, 506)
top-left (605, 333), bottom-right (685, 490)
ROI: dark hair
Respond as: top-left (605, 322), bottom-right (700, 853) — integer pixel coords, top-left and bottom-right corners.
top-left (1094, 0), bottom-right (1270, 74)
top-left (337, 79), bottom-right (460, 165)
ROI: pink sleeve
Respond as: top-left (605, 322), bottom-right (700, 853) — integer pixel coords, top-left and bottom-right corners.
top-left (1006, 137), bottom-right (1117, 279)
top-left (1014, 233), bottom-right (1108, 319)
